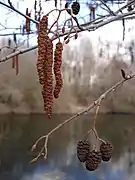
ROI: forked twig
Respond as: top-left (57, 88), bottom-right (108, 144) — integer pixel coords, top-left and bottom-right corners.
top-left (0, 1), bottom-right (38, 24)
top-left (30, 71), bottom-right (135, 163)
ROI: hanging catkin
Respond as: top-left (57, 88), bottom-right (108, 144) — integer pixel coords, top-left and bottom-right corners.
top-left (37, 15), bottom-right (48, 86)
top-left (53, 42), bottom-right (63, 98)
top-left (15, 55), bottom-right (19, 75)
top-left (42, 36), bottom-right (53, 118)
top-left (12, 56), bottom-right (16, 69)
top-left (37, 15), bottom-right (54, 119)
top-left (12, 55), bottom-right (19, 75)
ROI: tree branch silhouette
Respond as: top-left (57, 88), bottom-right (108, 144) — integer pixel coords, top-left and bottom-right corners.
top-left (1, 9), bottom-right (135, 63)
top-left (30, 71), bottom-right (135, 163)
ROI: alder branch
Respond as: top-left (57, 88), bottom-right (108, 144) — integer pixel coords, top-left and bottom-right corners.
top-left (99, 0), bottom-right (116, 16)
top-left (0, 1), bottom-right (38, 24)
top-left (0, 32), bottom-right (37, 36)
top-left (1, 9), bottom-right (135, 63)
top-left (82, 0), bottom-right (135, 27)
top-left (0, 46), bottom-right (37, 63)
top-left (30, 71), bottom-right (135, 163)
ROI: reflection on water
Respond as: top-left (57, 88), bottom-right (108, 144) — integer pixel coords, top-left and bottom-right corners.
top-left (0, 114), bottom-right (135, 180)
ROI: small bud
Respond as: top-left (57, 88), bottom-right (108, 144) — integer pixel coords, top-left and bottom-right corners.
top-left (31, 144), bottom-right (36, 151)
top-left (75, 33), bottom-right (78, 39)
top-left (62, 27), bottom-right (65, 33)
top-left (121, 69), bottom-right (126, 79)
top-left (30, 158), bottom-right (37, 164)
top-left (65, 39), bottom-right (70, 44)
top-left (126, 75), bottom-right (131, 79)
top-left (64, 35), bottom-right (68, 41)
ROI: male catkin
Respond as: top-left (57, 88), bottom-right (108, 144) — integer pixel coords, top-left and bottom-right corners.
top-left (37, 15), bottom-right (54, 118)
top-left (53, 42), bottom-right (63, 98)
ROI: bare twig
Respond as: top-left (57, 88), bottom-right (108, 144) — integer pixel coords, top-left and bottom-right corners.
top-left (99, 0), bottom-right (116, 16)
top-left (8, 0), bottom-right (14, 8)
top-left (0, 32), bottom-right (36, 36)
top-left (122, 18), bottom-right (125, 41)
top-left (0, 1), bottom-right (38, 24)
top-left (30, 71), bottom-right (135, 163)
top-left (0, 46), bottom-right (37, 63)
top-left (1, 9), bottom-right (135, 63)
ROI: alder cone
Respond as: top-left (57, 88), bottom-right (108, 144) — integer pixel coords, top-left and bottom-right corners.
top-left (100, 141), bottom-right (113, 162)
top-left (71, 2), bottom-right (80, 15)
top-left (53, 42), bottom-right (63, 99)
top-left (77, 140), bottom-right (90, 162)
top-left (85, 150), bottom-right (102, 171)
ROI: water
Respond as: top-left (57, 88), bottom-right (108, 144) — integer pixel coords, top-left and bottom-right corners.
top-left (0, 113), bottom-right (135, 180)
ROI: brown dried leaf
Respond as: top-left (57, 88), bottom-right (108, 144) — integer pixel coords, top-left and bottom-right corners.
top-left (12, 57), bottom-right (16, 69)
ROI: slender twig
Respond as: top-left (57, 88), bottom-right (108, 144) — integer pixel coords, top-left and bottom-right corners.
top-left (99, 0), bottom-right (116, 16)
top-left (48, 10), bottom-right (62, 33)
top-left (0, 1), bottom-right (38, 24)
top-left (0, 31), bottom-right (37, 36)
top-left (8, 0), bottom-right (14, 8)
top-left (1, 10), bottom-right (135, 63)
top-left (0, 46), bottom-right (37, 63)
top-left (87, 10), bottom-right (135, 31)
top-left (30, 71), bottom-right (135, 163)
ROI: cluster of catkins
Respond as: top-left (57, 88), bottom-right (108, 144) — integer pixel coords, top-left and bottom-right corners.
top-left (37, 15), bottom-right (63, 119)
top-left (77, 139), bottom-right (113, 171)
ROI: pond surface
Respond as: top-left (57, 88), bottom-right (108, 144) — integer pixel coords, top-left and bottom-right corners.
top-left (0, 113), bottom-right (135, 180)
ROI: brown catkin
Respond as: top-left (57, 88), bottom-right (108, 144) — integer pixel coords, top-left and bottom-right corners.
top-left (53, 42), bottom-right (63, 98)
top-left (25, 8), bottom-right (30, 33)
top-left (12, 55), bottom-right (19, 75)
top-left (26, 13), bottom-right (31, 33)
top-left (15, 55), bottom-right (19, 75)
top-left (37, 15), bottom-right (54, 119)
top-left (37, 15), bottom-right (48, 86)
top-left (43, 37), bottom-right (54, 118)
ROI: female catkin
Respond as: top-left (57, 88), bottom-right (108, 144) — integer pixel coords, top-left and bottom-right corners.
top-left (53, 42), bottom-right (63, 98)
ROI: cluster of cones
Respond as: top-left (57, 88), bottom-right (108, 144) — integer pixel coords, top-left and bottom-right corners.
top-left (37, 15), bottom-right (63, 118)
top-left (77, 139), bottom-right (113, 171)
